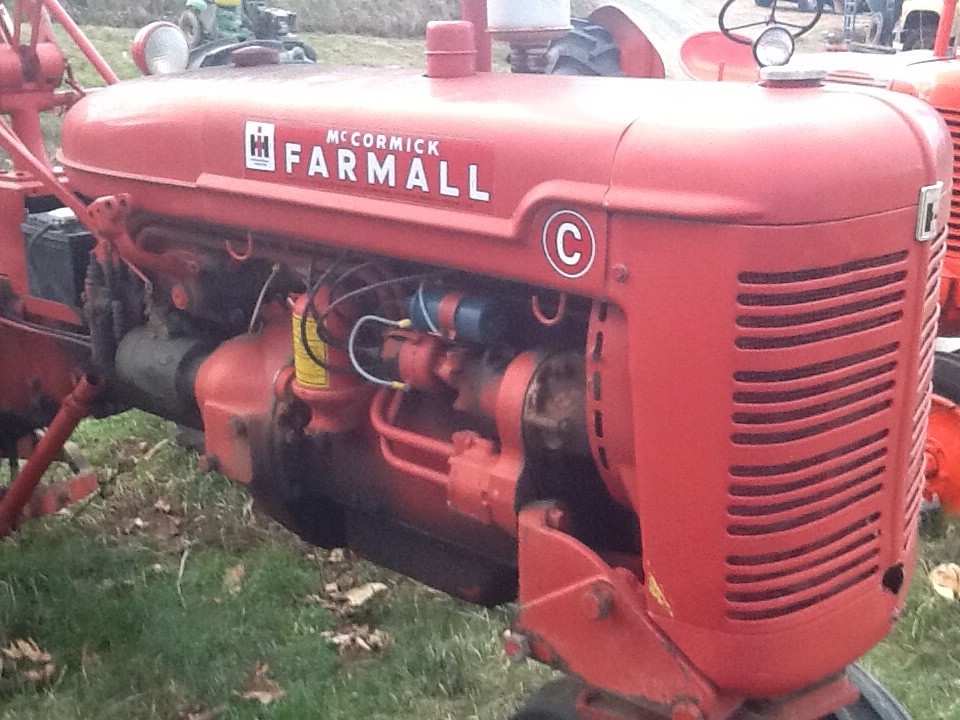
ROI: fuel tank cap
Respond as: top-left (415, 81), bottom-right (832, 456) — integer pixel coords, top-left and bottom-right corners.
top-left (759, 67), bottom-right (827, 88)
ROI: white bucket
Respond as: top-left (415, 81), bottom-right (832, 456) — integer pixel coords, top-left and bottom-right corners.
top-left (487, 0), bottom-right (571, 32)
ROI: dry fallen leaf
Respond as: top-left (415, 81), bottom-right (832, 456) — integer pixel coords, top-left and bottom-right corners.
top-left (2, 639), bottom-right (56, 686)
top-left (929, 563), bottom-right (960, 600)
top-left (21, 663), bottom-right (55, 684)
top-left (321, 624), bottom-right (391, 657)
top-left (343, 582), bottom-right (388, 608)
top-left (223, 564), bottom-right (246, 595)
top-left (3, 638), bottom-right (51, 664)
top-left (154, 498), bottom-right (172, 514)
top-left (237, 661), bottom-right (286, 705)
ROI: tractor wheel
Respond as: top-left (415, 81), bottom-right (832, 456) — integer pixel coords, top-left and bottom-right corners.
top-left (179, 9), bottom-right (203, 49)
top-left (510, 666), bottom-right (908, 720)
top-left (933, 350), bottom-right (960, 400)
top-left (545, 18), bottom-right (622, 77)
top-left (832, 664), bottom-right (912, 720)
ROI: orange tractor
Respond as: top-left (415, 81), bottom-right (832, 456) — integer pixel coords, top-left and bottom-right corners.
top-left (0, 0), bottom-right (949, 718)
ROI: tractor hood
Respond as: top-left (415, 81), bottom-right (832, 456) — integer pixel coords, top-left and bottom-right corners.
top-left (59, 64), bottom-right (949, 262)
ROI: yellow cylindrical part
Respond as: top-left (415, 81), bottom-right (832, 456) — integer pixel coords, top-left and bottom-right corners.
top-left (215, 0), bottom-right (242, 7)
top-left (293, 312), bottom-right (330, 388)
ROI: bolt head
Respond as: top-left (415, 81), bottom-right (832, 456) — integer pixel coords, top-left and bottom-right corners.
top-left (581, 582), bottom-right (615, 620)
top-left (545, 507), bottom-right (566, 530)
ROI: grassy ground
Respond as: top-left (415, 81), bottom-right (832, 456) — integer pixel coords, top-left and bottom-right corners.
top-left (3, 14), bottom-right (960, 720)
top-left (862, 519), bottom-right (960, 720)
top-left (0, 413), bottom-right (552, 720)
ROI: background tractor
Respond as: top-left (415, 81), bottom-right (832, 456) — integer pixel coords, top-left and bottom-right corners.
top-left (898, 0), bottom-right (960, 48)
top-left (176, 0), bottom-right (315, 67)
top-left (0, 1), bottom-right (949, 718)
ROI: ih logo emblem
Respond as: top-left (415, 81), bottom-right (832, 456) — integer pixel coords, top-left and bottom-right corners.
top-left (245, 120), bottom-right (276, 172)
top-left (543, 210), bottom-right (596, 279)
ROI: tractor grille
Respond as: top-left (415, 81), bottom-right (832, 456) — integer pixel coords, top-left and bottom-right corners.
top-left (904, 231), bottom-right (945, 546)
top-left (934, 107), bottom-right (960, 250)
top-left (725, 251), bottom-right (913, 622)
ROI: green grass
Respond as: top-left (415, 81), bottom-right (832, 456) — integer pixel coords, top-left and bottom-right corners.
top-left (862, 518), bottom-right (960, 720)
top-left (0, 413), bottom-right (550, 720)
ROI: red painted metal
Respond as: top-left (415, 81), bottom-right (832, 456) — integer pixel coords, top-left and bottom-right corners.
top-left (371, 388), bottom-right (453, 486)
top-left (587, 5), bottom-right (665, 79)
top-left (425, 21), bottom-right (477, 79)
top-left (460, 0), bottom-right (491, 72)
top-left (925, 395), bottom-right (960, 513)
top-left (0, 374), bottom-right (100, 535)
top-left (934, 0), bottom-right (958, 57)
top-left (40, 0), bottom-right (118, 84)
top-left (0, 2), bottom-right (949, 717)
top-left (513, 502), bottom-right (735, 717)
top-left (22, 472), bottom-right (98, 520)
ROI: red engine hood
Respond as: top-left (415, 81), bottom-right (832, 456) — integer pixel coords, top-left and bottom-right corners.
top-left (59, 65), bottom-right (949, 290)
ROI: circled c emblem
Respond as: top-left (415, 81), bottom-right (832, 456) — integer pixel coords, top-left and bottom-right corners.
top-left (542, 210), bottom-right (596, 279)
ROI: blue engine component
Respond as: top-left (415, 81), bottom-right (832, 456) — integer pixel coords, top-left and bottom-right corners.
top-left (409, 287), bottom-right (509, 345)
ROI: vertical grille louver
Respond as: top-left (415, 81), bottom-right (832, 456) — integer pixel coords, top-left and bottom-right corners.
top-left (934, 107), bottom-right (960, 250)
top-left (724, 247), bottom-right (927, 622)
top-left (904, 231), bottom-right (945, 546)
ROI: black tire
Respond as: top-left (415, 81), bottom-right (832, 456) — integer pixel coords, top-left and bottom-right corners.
top-left (546, 18), bottom-right (622, 77)
top-left (509, 678), bottom-right (584, 720)
top-left (511, 665), bottom-right (909, 720)
top-left (833, 664), bottom-right (912, 720)
top-left (933, 351), bottom-right (960, 401)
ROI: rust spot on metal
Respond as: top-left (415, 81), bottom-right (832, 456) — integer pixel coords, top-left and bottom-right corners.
top-left (647, 573), bottom-right (674, 617)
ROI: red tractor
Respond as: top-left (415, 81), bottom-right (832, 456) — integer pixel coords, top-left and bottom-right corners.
top-left (0, 1), bottom-right (948, 719)
top-left (676, 0), bottom-right (960, 516)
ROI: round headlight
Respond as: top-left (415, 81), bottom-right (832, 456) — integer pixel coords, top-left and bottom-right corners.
top-left (753, 26), bottom-right (795, 68)
top-left (132, 22), bottom-right (190, 75)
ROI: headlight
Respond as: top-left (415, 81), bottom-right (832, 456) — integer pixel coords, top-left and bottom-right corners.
top-left (132, 22), bottom-right (190, 76)
top-left (753, 26), bottom-right (795, 68)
